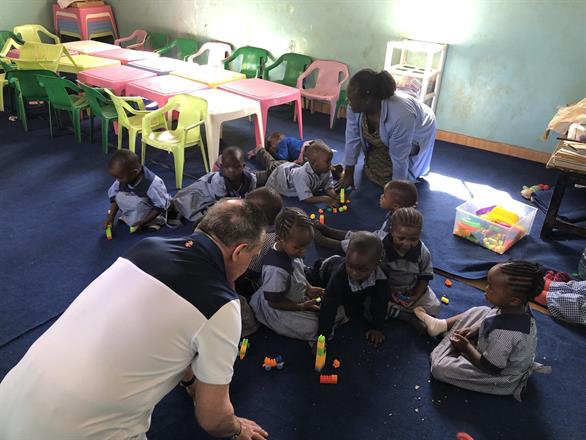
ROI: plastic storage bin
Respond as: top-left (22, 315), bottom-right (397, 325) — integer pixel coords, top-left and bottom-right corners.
top-left (453, 199), bottom-right (538, 254)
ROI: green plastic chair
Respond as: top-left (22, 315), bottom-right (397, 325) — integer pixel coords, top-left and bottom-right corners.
top-left (7, 69), bottom-right (57, 132)
top-left (157, 37), bottom-right (199, 60)
top-left (223, 46), bottom-right (272, 79)
top-left (13, 24), bottom-right (60, 44)
top-left (78, 83), bottom-right (117, 154)
top-left (263, 53), bottom-right (313, 88)
top-left (0, 31), bottom-right (23, 48)
top-left (141, 94), bottom-right (208, 189)
top-left (145, 32), bottom-right (170, 52)
top-left (36, 75), bottom-right (90, 143)
top-left (104, 88), bottom-right (164, 154)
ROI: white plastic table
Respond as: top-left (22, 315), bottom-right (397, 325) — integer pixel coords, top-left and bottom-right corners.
top-left (93, 48), bottom-right (160, 65)
top-left (63, 40), bottom-right (119, 54)
top-left (188, 88), bottom-right (264, 169)
top-left (127, 57), bottom-right (192, 75)
top-left (125, 75), bottom-right (207, 106)
top-left (171, 65), bottom-right (245, 88)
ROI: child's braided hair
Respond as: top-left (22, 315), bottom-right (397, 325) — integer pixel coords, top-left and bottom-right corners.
top-left (498, 260), bottom-right (546, 302)
top-left (275, 207), bottom-right (312, 239)
top-left (390, 207), bottom-right (423, 231)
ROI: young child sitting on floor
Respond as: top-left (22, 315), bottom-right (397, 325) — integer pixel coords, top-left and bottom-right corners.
top-left (415, 260), bottom-right (551, 401)
top-left (311, 231), bottom-right (390, 347)
top-left (105, 150), bottom-right (170, 233)
top-left (254, 140), bottom-right (341, 208)
top-left (249, 207), bottom-right (324, 341)
top-left (313, 180), bottom-right (417, 252)
top-left (235, 187), bottom-right (284, 299)
top-left (383, 207), bottom-right (440, 329)
top-left (172, 146), bottom-right (256, 222)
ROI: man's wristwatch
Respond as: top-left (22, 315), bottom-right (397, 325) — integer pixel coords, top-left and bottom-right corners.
top-left (179, 376), bottom-right (195, 388)
top-left (231, 418), bottom-right (242, 439)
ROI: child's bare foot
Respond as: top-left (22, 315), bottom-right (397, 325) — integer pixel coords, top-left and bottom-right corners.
top-left (247, 145), bottom-right (264, 159)
top-left (414, 307), bottom-right (447, 337)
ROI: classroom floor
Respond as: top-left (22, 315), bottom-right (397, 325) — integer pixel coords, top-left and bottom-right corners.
top-left (1, 103), bottom-right (585, 440)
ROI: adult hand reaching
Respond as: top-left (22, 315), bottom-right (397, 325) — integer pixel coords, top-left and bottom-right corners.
top-left (334, 166), bottom-right (354, 190)
top-left (236, 417), bottom-right (269, 440)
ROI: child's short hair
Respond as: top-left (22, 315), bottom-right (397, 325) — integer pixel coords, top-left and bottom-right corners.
top-left (245, 187), bottom-right (283, 225)
top-left (304, 140), bottom-right (332, 161)
top-left (275, 207), bottom-right (312, 239)
top-left (497, 260), bottom-right (546, 302)
top-left (108, 149), bottom-right (140, 171)
top-left (384, 180), bottom-right (418, 208)
top-left (347, 231), bottom-right (383, 263)
top-left (391, 207), bottom-right (423, 231)
top-left (265, 132), bottom-right (284, 149)
top-left (221, 146), bottom-right (245, 165)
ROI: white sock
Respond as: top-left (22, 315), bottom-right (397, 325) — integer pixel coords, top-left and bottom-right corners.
top-left (414, 307), bottom-right (447, 337)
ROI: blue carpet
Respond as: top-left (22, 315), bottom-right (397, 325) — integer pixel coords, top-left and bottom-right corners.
top-left (1, 104), bottom-right (586, 439)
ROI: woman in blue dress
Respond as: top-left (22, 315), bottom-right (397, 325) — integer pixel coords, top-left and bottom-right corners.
top-left (337, 69), bottom-right (436, 188)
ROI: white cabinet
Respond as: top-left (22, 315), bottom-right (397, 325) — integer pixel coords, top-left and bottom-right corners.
top-left (384, 39), bottom-right (447, 112)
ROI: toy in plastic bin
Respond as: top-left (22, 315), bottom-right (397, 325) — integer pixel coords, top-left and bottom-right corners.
top-left (453, 200), bottom-right (537, 254)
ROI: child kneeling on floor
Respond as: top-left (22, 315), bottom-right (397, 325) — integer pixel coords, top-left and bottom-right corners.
top-left (383, 207), bottom-right (440, 329)
top-left (311, 231), bottom-right (390, 346)
top-left (254, 140), bottom-right (341, 208)
top-left (249, 207), bottom-right (324, 341)
top-left (416, 260), bottom-right (551, 401)
top-left (105, 150), bottom-right (171, 233)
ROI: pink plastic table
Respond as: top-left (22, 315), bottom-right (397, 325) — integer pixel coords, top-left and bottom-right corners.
top-left (77, 65), bottom-right (156, 95)
top-left (219, 78), bottom-right (303, 145)
top-left (93, 48), bottom-right (160, 65)
top-left (125, 75), bottom-right (207, 106)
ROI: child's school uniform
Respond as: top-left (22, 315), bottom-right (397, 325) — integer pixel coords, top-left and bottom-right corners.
top-left (543, 280), bottom-right (586, 325)
top-left (272, 137), bottom-right (308, 162)
top-left (313, 255), bottom-right (389, 338)
top-left (341, 212), bottom-right (391, 253)
top-left (172, 170), bottom-right (256, 222)
top-left (249, 246), bottom-right (318, 341)
top-left (430, 306), bottom-right (550, 401)
top-left (235, 226), bottom-right (276, 299)
top-left (108, 166), bottom-right (170, 227)
top-left (266, 161), bottom-right (333, 201)
top-left (382, 235), bottom-right (440, 315)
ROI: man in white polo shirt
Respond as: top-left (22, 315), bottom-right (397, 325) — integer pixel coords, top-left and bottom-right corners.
top-left (0, 199), bottom-right (269, 440)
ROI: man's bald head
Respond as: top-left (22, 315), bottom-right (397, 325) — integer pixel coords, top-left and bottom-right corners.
top-left (197, 199), bottom-right (267, 249)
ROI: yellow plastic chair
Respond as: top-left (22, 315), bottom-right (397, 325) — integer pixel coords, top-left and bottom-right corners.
top-left (141, 94), bottom-right (208, 189)
top-left (104, 88), bottom-right (164, 154)
top-left (0, 73), bottom-right (7, 112)
top-left (1, 39), bottom-right (75, 72)
top-left (13, 25), bottom-right (60, 44)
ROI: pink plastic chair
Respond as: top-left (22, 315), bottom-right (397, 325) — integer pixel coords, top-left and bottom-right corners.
top-left (114, 30), bottom-right (148, 50)
top-left (187, 42), bottom-right (232, 68)
top-left (296, 60), bottom-right (349, 129)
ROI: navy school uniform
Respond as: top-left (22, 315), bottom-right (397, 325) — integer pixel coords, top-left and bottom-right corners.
top-left (107, 165), bottom-right (171, 227)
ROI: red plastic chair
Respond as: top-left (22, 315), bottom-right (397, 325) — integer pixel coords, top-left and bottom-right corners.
top-left (296, 60), bottom-right (349, 129)
top-left (114, 30), bottom-right (147, 50)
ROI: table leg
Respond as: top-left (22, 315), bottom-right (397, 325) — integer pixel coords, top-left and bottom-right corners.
top-left (253, 110), bottom-right (264, 148)
top-left (295, 97), bottom-right (303, 139)
top-left (205, 117), bottom-right (220, 172)
top-left (254, 105), bottom-right (269, 149)
top-left (540, 173), bottom-right (568, 240)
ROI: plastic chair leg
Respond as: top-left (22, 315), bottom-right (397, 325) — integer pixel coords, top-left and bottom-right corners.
top-left (173, 148), bottom-right (185, 189)
top-left (128, 128), bottom-right (138, 153)
top-left (17, 96), bottom-right (28, 132)
top-left (117, 128), bottom-right (123, 150)
top-left (329, 99), bottom-right (337, 129)
top-left (101, 119), bottom-right (110, 154)
top-left (141, 141), bottom-right (146, 165)
top-left (48, 103), bottom-right (54, 138)
top-left (199, 141), bottom-right (209, 173)
top-left (72, 110), bottom-right (82, 143)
